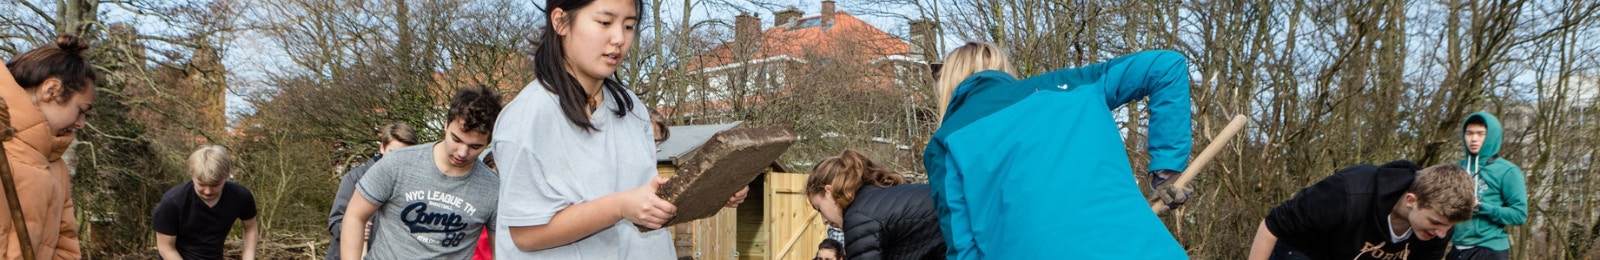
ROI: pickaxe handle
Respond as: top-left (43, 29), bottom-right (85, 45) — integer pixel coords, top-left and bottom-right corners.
top-left (1151, 115), bottom-right (1247, 215)
top-left (0, 100), bottom-right (32, 260)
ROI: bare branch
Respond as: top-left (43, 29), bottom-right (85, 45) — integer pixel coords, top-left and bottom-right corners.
top-left (16, 0), bottom-right (58, 26)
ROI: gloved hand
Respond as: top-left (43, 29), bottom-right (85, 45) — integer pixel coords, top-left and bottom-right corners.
top-left (1150, 169), bottom-right (1193, 208)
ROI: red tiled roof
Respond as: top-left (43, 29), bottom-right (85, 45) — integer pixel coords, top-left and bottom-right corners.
top-left (688, 11), bottom-right (910, 72)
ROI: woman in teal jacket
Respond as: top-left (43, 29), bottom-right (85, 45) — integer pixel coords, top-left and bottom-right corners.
top-left (1449, 112), bottom-right (1528, 260)
top-left (924, 42), bottom-right (1194, 259)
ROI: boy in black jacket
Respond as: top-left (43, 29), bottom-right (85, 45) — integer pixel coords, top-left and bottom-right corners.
top-left (1248, 161), bottom-right (1476, 260)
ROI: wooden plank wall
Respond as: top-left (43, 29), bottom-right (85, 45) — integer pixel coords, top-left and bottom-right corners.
top-left (691, 207), bottom-right (738, 259)
top-left (736, 174), bottom-right (768, 260)
top-left (762, 172), bottom-right (825, 260)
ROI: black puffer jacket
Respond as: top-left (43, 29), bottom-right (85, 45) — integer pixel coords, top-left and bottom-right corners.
top-left (843, 184), bottom-right (945, 260)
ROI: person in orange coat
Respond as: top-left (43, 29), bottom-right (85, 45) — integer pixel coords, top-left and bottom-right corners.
top-left (0, 34), bottom-right (98, 259)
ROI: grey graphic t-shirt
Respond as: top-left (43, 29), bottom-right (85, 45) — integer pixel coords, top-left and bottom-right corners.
top-left (357, 143), bottom-right (498, 259)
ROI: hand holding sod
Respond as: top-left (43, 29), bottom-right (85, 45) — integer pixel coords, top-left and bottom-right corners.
top-left (619, 176), bottom-right (677, 229)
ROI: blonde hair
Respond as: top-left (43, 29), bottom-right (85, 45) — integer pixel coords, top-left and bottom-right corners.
top-left (188, 145), bottom-right (232, 185)
top-left (1411, 164), bottom-right (1475, 222)
top-left (936, 41), bottom-right (1016, 121)
top-left (804, 149), bottom-right (906, 209)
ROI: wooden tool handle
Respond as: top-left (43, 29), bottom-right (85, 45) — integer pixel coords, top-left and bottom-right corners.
top-left (1151, 115), bottom-right (1247, 214)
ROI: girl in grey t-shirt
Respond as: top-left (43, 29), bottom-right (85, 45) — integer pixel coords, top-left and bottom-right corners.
top-left (490, 0), bottom-right (678, 258)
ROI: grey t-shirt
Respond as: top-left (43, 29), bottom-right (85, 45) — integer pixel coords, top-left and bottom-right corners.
top-left (357, 143), bottom-right (499, 259)
top-left (492, 81), bottom-right (675, 259)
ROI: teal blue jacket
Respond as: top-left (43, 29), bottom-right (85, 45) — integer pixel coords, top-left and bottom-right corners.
top-left (924, 50), bottom-right (1192, 259)
top-left (1451, 112), bottom-right (1528, 251)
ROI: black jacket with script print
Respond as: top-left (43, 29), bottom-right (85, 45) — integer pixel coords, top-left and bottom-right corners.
top-left (1264, 160), bottom-right (1452, 260)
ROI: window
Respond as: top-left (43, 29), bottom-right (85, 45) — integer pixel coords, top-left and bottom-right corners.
top-left (794, 18), bottom-right (822, 29)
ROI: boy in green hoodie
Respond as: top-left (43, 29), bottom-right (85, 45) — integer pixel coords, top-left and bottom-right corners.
top-left (1449, 112), bottom-right (1528, 260)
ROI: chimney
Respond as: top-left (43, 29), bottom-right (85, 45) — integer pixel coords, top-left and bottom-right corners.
top-left (821, 0), bottom-right (836, 28)
top-left (909, 19), bottom-right (938, 61)
top-left (774, 7), bottom-right (803, 28)
top-left (734, 13), bottom-right (761, 54)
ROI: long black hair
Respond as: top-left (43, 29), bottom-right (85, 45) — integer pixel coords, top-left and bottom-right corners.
top-left (535, 0), bottom-right (645, 132)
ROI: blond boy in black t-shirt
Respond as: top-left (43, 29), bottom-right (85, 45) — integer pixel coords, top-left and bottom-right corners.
top-left (153, 145), bottom-right (259, 260)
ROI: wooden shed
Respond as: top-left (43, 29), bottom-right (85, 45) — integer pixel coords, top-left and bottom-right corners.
top-left (656, 122), bottom-right (827, 260)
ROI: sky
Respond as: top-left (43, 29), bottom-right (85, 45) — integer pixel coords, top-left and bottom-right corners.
top-left (67, 0), bottom-right (1600, 127)
top-left (87, 0), bottom-right (942, 127)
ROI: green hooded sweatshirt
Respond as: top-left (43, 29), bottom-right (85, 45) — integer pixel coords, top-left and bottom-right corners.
top-left (1451, 112), bottom-right (1529, 251)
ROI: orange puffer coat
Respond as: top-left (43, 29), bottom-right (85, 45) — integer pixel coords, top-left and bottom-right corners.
top-left (0, 66), bottom-right (81, 259)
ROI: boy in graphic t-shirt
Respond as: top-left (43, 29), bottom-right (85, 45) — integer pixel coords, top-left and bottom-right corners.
top-left (339, 85), bottom-right (503, 259)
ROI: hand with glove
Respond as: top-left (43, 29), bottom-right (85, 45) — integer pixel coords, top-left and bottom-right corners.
top-left (1149, 169), bottom-right (1193, 210)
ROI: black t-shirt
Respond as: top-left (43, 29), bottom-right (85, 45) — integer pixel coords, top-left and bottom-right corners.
top-left (152, 181), bottom-right (259, 260)
top-left (1264, 160), bottom-right (1452, 260)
